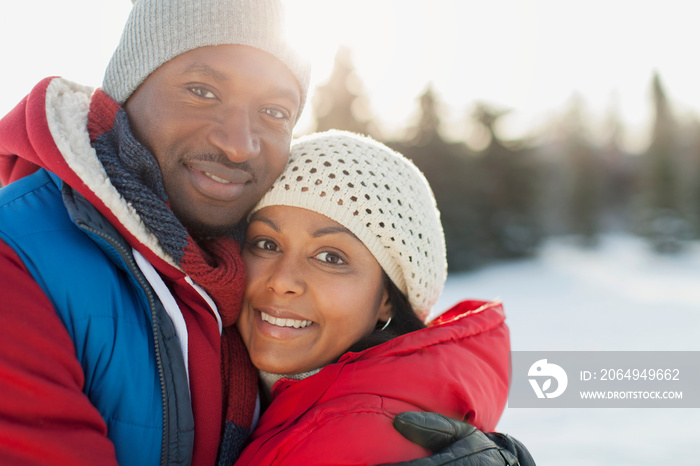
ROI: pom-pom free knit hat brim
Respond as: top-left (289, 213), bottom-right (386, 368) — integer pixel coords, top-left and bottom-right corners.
top-left (250, 130), bottom-right (448, 318)
top-left (103, 0), bottom-right (310, 110)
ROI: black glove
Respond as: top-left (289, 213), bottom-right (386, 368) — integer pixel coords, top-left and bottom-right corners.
top-left (388, 412), bottom-right (536, 466)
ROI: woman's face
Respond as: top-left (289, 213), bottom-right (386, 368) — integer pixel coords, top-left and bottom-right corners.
top-left (237, 205), bottom-right (392, 374)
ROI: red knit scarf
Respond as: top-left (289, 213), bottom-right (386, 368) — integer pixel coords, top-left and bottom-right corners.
top-left (87, 90), bottom-right (258, 461)
top-left (182, 236), bottom-right (258, 430)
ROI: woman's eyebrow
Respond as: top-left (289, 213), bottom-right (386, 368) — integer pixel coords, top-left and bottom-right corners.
top-left (250, 216), bottom-right (280, 232)
top-left (312, 226), bottom-right (359, 241)
top-left (250, 216), bottom-right (359, 241)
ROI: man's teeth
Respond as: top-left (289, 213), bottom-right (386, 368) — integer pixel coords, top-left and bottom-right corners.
top-left (203, 172), bottom-right (231, 184)
top-left (261, 312), bottom-right (313, 329)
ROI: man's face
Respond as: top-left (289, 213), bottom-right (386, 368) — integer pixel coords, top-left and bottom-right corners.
top-left (125, 45), bottom-right (302, 239)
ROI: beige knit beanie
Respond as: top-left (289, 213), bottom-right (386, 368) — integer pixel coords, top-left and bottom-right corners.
top-left (249, 130), bottom-right (447, 318)
top-left (102, 0), bottom-right (310, 109)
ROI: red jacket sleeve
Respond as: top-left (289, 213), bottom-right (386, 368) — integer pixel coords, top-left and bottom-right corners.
top-left (288, 412), bottom-right (429, 465)
top-left (0, 240), bottom-right (118, 465)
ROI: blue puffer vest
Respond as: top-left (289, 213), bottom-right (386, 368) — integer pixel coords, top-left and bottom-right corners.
top-left (0, 168), bottom-right (194, 465)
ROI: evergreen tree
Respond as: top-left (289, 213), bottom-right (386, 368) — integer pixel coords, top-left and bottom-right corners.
top-left (390, 86), bottom-right (484, 271)
top-left (684, 118), bottom-right (700, 237)
top-left (559, 95), bottom-right (605, 245)
top-left (311, 46), bottom-right (377, 137)
top-left (638, 72), bottom-right (689, 252)
top-left (647, 73), bottom-right (678, 210)
top-left (470, 103), bottom-right (543, 256)
top-left (599, 94), bottom-right (635, 232)
top-left (410, 84), bottom-right (442, 146)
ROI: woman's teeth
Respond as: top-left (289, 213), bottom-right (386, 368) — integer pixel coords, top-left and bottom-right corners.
top-left (203, 172), bottom-right (231, 184)
top-left (261, 311), bottom-right (313, 329)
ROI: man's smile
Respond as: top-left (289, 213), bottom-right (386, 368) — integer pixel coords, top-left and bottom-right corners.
top-left (185, 160), bottom-right (254, 201)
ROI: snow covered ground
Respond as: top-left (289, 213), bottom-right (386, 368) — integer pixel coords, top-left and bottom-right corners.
top-left (431, 235), bottom-right (700, 466)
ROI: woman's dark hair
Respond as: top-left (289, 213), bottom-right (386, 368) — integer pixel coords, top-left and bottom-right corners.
top-left (345, 273), bottom-right (426, 353)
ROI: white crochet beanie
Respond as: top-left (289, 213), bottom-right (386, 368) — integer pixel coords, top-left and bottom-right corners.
top-left (250, 130), bottom-right (447, 318)
top-left (103, 0), bottom-right (310, 108)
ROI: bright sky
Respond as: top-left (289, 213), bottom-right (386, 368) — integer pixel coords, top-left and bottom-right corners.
top-left (3, 0), bottom-right (700, 152)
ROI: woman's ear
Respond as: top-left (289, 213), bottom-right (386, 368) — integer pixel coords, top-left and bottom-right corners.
top-left (378, 288), bottom-right (393, 321)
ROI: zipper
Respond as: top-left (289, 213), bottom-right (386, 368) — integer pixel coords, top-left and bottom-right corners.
top-left (77, 222), bottom-right (169, 466)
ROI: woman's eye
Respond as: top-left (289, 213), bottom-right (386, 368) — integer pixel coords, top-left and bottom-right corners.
top-left (316, 251), bottom-right (345, 265)
top-left (254, 239), bottom-right (278, 251)
top-left (263, 107), bottom-right (289, 120)
top-left (190, 87), bottom-right (216, 99)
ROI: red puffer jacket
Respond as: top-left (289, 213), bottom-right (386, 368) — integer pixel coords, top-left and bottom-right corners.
top-left (235, 299), bottom-right (510, 466)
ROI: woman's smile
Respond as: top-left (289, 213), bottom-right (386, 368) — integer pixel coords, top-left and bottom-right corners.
top-left (259, 310), bottom-right (314, 329)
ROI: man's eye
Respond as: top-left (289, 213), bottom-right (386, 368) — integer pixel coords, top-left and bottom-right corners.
top-left (190, 87), bottom-right (216, 99)
top-left (254, 239), bottom-right (278, 251)
top-left (315, 252), bottom-right (344, 265)
top-left (263, 107), bottom-right (289, 120)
